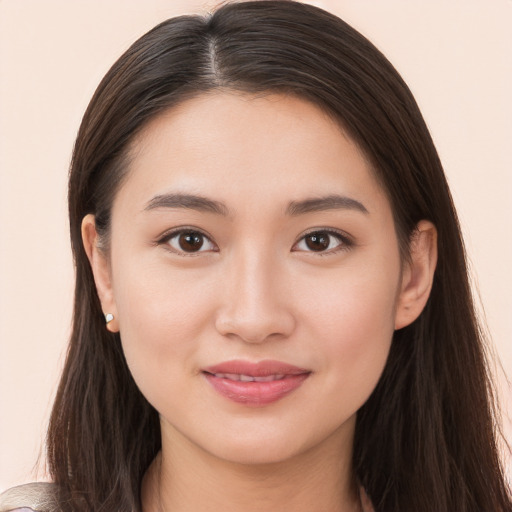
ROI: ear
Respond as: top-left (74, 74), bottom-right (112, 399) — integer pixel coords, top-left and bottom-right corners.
top-left (394, 220), bottom-right (438, 330)
top-left (81, 214), bottom-right (119, 333)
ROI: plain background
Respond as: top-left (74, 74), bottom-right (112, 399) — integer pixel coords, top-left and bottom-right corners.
top-left (1, 0), bottom-right (511, 492)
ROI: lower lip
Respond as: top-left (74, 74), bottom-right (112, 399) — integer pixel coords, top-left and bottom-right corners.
top-left (203, 372), bottom-right (310, 406)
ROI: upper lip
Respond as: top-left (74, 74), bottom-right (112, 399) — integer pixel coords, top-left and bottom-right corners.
top-left (202, 360), bottom-right (310, 377)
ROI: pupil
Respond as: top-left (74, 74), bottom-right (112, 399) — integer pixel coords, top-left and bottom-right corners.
top-left (306, 233), bottom-right (329, 251)
top-left (179, 232), bottom-right (203, 252)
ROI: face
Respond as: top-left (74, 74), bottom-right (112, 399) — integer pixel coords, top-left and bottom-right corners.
top-left (91, 92), bottom-right (409, 465)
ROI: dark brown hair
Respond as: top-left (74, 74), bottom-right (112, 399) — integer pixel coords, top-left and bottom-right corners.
top-left (47, 2), bottom-right (511, 511)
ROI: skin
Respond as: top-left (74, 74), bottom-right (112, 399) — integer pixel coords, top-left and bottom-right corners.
top-left (83, 92), bottom-right (437, 512)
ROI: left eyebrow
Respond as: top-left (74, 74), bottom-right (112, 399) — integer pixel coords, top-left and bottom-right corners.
top-left (143, 193), bottom-right (230, 216)
top-left (286, 195), bottom-right (369, 216)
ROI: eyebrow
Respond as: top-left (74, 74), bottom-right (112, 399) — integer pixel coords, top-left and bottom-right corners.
top-left (143, 193), bottom-right (368, 216)
top-left (286, 195), bottom-right (369, 216)
top-left (144, 193), bottom-right (229, 216)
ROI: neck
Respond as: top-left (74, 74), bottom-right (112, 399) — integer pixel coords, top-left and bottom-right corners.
top-left (142, 419), bottom-right (361, 512)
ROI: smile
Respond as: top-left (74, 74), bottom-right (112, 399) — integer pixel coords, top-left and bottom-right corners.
top-left (202, 360), bottom-right (311, 407)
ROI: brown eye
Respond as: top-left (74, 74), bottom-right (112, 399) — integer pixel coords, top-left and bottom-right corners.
top-left (164, 230), bottom-right (216, 255)
top-left (294, 230), bottom-right (350, 254)
top-left (178, 232), bottom-right (204, 252)
top-left (304, 232), bottom-right (330, 251)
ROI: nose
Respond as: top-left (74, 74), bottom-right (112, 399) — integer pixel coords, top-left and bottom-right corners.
top-left (214, 249), bottom-right (296, 344)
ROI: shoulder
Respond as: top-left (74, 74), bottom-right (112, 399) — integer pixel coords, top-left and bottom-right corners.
top-left (0, 483), bottom-right (59, 512)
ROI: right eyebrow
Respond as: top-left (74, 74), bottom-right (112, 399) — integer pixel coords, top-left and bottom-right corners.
top-left (286, 194), bottom-right (369, 216)
top-left (143, 193), bottom-right (230, 216)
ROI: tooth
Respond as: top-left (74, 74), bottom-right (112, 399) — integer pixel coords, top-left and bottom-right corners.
top-left (212, 373), bottom-right (290, 382)
top-left (215, 373), bottom-right (238, 380)
top-left (254, 375), bottom-right (274, 382)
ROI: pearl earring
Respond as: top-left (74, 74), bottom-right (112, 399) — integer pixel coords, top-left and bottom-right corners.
top-left (104, 313), bottom-right (114, 324)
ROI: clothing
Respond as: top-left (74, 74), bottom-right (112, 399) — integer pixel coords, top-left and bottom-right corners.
top-left (0, 483), bottom-right (56, 512)
top-left (1, 482), bottom-right (375, 511)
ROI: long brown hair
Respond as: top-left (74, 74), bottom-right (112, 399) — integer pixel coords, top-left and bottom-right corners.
top-left (47, 2), bottom-right (511, 511)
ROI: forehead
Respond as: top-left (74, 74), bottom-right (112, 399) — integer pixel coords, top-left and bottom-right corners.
top-left (116, 91), bottom-right (388, 217)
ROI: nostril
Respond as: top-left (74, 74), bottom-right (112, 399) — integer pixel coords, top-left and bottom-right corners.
top-left (214, 311), bottom-right (296, 344)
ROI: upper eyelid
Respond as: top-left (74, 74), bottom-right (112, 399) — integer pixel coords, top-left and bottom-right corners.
top-left (291, 228), bottom-right (354, 255)
top-left (157, 226), bottom-right (215, 243)
top-left (295, 227), bottom-right (353, 243)
top-left (156, 227), bottom-right (218, 256)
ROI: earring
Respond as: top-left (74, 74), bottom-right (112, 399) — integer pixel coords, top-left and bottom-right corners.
top-left (104, 313), bottom-right (114, 324)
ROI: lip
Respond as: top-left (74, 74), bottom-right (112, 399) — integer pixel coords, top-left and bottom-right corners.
top-left (202, 360), bottom-right (311, 407)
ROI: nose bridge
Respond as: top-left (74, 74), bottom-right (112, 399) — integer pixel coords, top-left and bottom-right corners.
top-left (215, 242), bottom-right (295, 343)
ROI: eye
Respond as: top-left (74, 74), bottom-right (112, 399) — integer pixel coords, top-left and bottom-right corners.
top-left (293, 230), bottom-right (351, 254)
top-left (160, 229), bottom-right (217, 255)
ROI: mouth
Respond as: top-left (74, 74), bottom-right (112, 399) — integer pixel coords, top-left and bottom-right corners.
top-left (207, 373), bottom-right (288, 382)
top-left (202, 360), bottom-right (311, 407)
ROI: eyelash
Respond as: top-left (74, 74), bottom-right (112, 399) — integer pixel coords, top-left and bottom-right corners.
top-left (156, 227), bottom-right (353, 257)
top-left (293, 228), bottom-right (354, 256)
top-left (157, 227), bottom-right (218, 257)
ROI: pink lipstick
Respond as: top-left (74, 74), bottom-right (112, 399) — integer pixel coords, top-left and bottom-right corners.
top-left (202, 360), bottom-right (310, 406)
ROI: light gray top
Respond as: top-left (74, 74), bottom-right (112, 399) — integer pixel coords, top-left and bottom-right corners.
top-left (0, 483), bottom-right (58, 512)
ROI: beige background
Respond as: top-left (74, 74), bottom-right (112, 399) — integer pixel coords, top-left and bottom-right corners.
top-left (1, 0), bottom-right (511, 492)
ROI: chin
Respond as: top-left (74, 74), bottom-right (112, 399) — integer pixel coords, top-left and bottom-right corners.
top-left (208, 438), bottom-right (306, 466)
top-left (195, 420), bottom-right (344, 467)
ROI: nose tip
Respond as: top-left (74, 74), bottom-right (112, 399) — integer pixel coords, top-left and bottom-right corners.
top-left (215, 313), bottom-right (295, 344)
top-left (215, 310), bottom-right (295, 344)
top-left (214, 273), bottom-right (296, 344)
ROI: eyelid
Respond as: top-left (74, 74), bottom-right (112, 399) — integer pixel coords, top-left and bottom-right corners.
top-left (156, 226), bottom-right (218, 256)
top-left (292, 227), bottom-right (354, 255)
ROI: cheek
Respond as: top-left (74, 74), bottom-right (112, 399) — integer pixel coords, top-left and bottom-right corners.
top-left (300, 263), bottom-right (399, 398)
top-left (302, 260), bottom-right (399, 341)
top-left (111, 258), bottom-right (217, 392)
top-left (114, 253), bottom-right (216, 331)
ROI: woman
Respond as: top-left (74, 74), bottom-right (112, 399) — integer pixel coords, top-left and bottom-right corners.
top-left (1, 1), bottom-right (510, 511)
